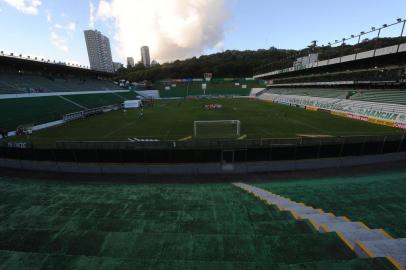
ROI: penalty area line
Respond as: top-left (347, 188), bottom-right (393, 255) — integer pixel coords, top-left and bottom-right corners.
top-left (179, 136), bottom-right (192, 141)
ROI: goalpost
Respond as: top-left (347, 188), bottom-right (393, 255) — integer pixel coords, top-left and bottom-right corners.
top-left (194, 120), bottom-right (241, 138)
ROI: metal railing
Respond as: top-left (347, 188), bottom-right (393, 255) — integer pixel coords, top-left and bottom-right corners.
top-left (254, 19), bottom-right (406, 77)
top-left (1, 134), bottom-right (405, 164)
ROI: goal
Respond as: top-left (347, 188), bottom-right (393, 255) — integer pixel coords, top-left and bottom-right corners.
top-left (194, 120), bottom-right (241, 138)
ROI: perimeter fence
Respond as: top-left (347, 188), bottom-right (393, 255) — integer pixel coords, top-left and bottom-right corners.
top-left (1, 134), bottom-right (405, 164)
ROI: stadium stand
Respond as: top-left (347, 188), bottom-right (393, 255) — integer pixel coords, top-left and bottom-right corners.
top-left (237, 181), bottom-right (406, 269)
top-left (259, 91), bottom-right (406, 129)
top-left (254, 39), bottom-right (406, 80)
top-left (272, 92), bottom-right (406, 114)
top-left (351, 90), bottom-right (406, 105)
top-left (156, 79), bottom-right (264, 98)
top-left (0, 91), bottom-right (137, 131)
top-left (0, 72), bottom-right (122, 94)
top-left (267, 88), bottom-right (351, 99)
top-left (255, 171), bottom-right (406, 239)
top-left (0, 96), bottom-right (80, 131)
top-left (295, 68), bottom-right (399, 85)
top-left (64, 93), bottom-right (126, 109)
top-left (264, 87), bottom-right (406, 106)
top-left (0, 178), bottom-right (400, 269)
top-left (0, 54), bottom-right (124, 94)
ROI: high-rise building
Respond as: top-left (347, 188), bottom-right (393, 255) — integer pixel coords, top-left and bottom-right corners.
top-left (84, 30), bottom-right (114, 73)
top-left (141, 46), bottom-right (150, 67)
top-left (113, 62), bottom-right (124, 72)
top-left (127, 57), bottom-right (135, 68)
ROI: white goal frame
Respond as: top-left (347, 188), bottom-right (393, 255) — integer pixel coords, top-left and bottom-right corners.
top-left (194, 120), bottom-right (241, 138)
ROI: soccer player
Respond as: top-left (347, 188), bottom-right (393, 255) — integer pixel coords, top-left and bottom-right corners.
top-left (0, 127), bottom-right (7, 139)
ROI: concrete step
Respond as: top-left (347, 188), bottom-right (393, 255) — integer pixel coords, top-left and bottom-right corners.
top-left (298, 213), bottom-right (348, 226)
top-left (355, 239), bottom-right (406, 269)
top-left (340, 229), bottom-right (391, 250)
top-left (285, 206), bottom-right (323, 215)
top-left (319, 221), bottom-right (369, 233)
top-left (234, 183), bottom-right (406, 270)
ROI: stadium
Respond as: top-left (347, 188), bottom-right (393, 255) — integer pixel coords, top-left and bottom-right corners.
top-left (1, 10), bottom-right (406, 270)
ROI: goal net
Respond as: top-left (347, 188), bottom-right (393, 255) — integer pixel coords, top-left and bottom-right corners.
top-left (194, 120), bottom-right (241, 138)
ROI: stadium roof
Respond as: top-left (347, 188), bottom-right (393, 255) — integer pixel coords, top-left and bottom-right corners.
top-left (0, 53), bottom-right (113, 77)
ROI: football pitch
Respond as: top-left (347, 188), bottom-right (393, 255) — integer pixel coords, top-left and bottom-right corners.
top-left (16, 98), bottom-right (402, 146)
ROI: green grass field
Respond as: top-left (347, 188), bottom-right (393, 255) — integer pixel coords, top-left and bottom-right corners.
top-left (0, 176), bottom-right (399, 269)
top-left (10, 98), bottom-right (402, 146)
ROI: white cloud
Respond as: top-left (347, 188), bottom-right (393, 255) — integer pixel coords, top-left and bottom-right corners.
top-left (95, 0), bottom-right (230, 63)
top-left (45, 10), bottom-right (76, 53)
top-left (50, 31), bottom-right (69, 52)
top-left (67, 22), bottom-right (76, 31)
top-left (45, 9), bottom-right (52, 22)
top-left (2, 0), bottom-right (41, 15)
top-left (52, 22), bottom-right (76, 32)
top-left (53, 23), bottom-right (63, 29)
top-left (89, 1), bottom-right (95, 28)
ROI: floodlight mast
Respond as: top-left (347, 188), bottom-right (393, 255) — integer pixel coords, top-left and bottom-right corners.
top-left (255, 18), bottom-right (406, 76)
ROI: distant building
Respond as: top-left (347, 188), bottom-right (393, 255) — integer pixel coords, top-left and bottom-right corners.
top-left (84, 30), bottom-right (114, 73)
top-left (141, 46), bottom-right (151, 67)
top-left (127, 57), bottom-right (135, 68)
top-left (293, 53), bottom-right (318, 69)
top-left (113, 62), bottom-right (124, 72)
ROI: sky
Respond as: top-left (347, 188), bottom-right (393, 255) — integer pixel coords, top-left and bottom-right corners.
top-left (1, 0), bottom-right (406, 67)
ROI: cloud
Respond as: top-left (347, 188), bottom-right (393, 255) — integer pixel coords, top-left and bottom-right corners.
top-left (67, 22), bottom-right (76, 31)
top-left (45, 9), bottom-right (51, 22)
top-left (89, 1), bottom-right (95, 28)
top-left (95, 0), bottom-right (231, 63)
top-left (50, 31), bottom-right (69, 52)
top-left (2, 0), bottom-right (41, 15)
top-left (52, 22), bottom-right (75, 32)
top-left (46, 11), bottom-right (76, 53)
top-left (53, 23), bottom-right (63, 29)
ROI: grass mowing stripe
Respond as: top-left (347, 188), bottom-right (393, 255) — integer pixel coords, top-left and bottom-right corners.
top-left (5, 99), bottom-right (402, 147)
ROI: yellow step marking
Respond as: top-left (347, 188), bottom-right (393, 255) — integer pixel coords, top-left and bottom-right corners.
top-left (234, 183), bottom-right (402, 270)
top-left (337, 232), bottom-right (355, 251)
top-left (386, 256), bottom-right (405, 270)
top-left (355, 241), bottom-right (375, 257)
